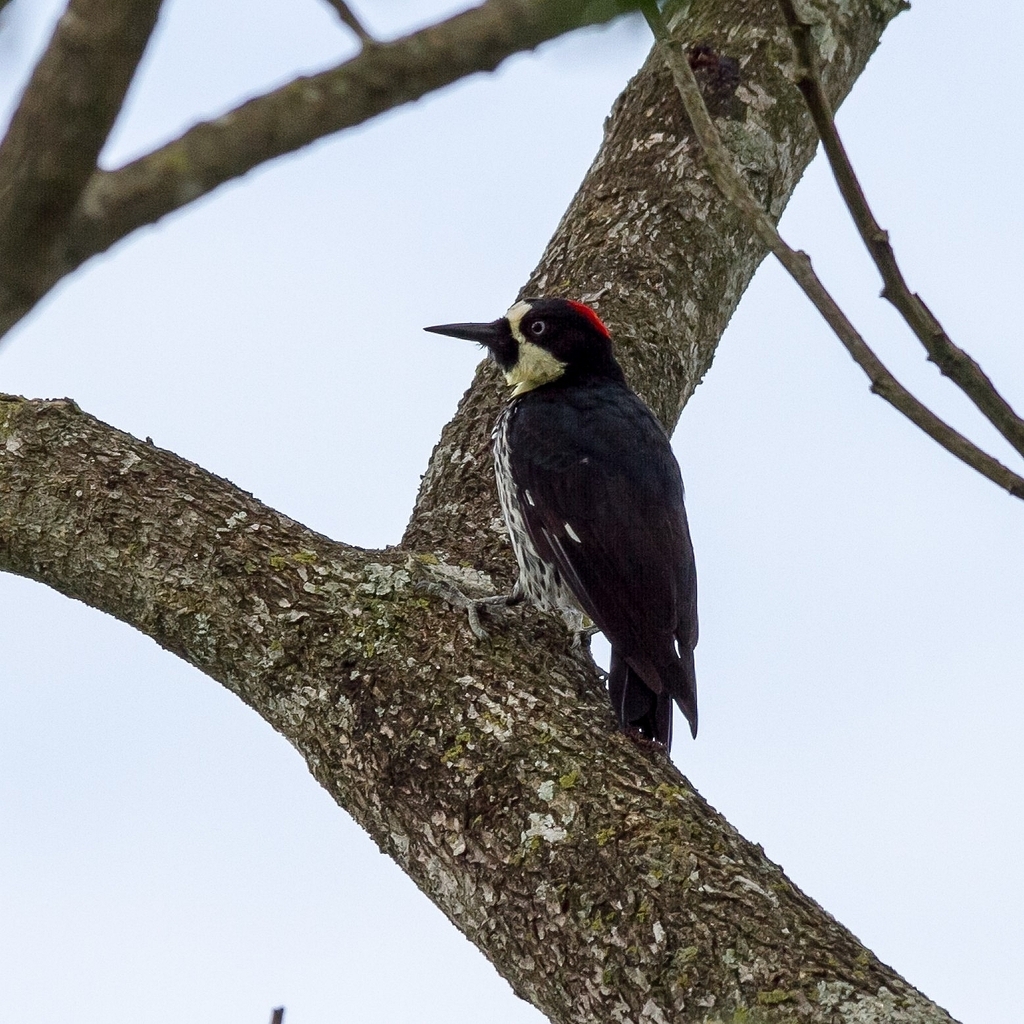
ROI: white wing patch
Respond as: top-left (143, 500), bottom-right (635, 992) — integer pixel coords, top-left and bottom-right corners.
top-left (563, 522), bottom-right (582, 544)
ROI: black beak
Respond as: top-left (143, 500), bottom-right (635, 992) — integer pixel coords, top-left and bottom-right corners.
top-left (423, 319), bottom-right (507, 347)
top-left (425, 316), bottom-right (517, 370)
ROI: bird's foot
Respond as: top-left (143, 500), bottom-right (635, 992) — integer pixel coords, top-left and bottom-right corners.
top-left (570, 624), bottom-right (600, 651)
top-left (569, 624), bottom-right (608, 682)
top-left (623, 727), bottom-right (668, 753)
top-left (417, 580), bottom-right (522, 640)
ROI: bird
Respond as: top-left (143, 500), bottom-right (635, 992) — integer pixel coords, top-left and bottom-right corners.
top-left (425, 297), bottom-right (697, 749)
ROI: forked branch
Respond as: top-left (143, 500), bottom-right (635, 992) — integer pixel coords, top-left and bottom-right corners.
top-left (0, 0), bottom-right (636, 340)
top-left (642, 4), bottom-right (1024, 501)
top-left (320, 0), bottom-right (375, 45)
top-left (0, 0), bottom-right (964, 1020)
top-left (0, 0), bottom-right (164, 299)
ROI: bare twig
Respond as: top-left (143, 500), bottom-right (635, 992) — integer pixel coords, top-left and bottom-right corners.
top-left (0, 0), bottom-right (634, 341)
top-left (269, 1008), bottom-right (284, 1024)
top-left (642, 3), bottom-right (1024, 500)
top-left (321, 0), bottom-right (374, 44)
top-left (776, 0), bottom-right (1024, 461)
top-left (0, 0), bottom-right (164, 299)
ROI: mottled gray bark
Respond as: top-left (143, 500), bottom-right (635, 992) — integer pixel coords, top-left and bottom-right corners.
top-left (0, 1), bottom-right (960, 1022)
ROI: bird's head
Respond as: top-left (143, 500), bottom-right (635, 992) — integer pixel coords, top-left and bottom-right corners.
top-left (425, 297), bottom-right (624, 396)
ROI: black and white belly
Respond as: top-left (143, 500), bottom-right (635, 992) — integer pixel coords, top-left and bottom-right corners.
top-left (492, 404), bottom-right (584, 629)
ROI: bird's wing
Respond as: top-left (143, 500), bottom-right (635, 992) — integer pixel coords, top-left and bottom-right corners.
top-left (507, 385), bottom-right (698, 684)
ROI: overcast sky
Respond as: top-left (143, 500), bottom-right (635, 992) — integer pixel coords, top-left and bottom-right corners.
top-left (1, 2), bottom-right (1021, 1023)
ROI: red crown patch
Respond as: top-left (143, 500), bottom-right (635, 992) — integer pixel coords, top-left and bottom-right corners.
top-left (567, 300), bottom-right (611, 339)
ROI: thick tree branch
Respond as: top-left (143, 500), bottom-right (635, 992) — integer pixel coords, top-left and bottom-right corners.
top-left (0, 394), bottom-right (958, 1024)
top-left (0, 0), bottom-right (634, 339)
top-left (776, 0), bottom-right (1024, 462)
top-left (0, 0), bottom-right (163, 303)
top-left (641, 3), bottom-right (1024, 500)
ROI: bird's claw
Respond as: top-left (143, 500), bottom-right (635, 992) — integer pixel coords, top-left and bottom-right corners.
top-left (623, 727), bottom-right (668, 753)
top-left (417, 581), bottom-right (520, 641)
top-left (571, 624), bottom-right (600, 650)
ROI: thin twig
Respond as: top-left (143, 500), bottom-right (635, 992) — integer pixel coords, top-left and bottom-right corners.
top-left (641, 3), bottom-right (1024, 500)
top-left (321, 0), bottom-right (374, 45)
top-left (776, 0), bottom-right (1024, 462)
top-left (270, 1008), bottom-right (285, 1024)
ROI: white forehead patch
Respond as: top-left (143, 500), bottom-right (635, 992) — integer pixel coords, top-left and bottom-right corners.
top-left (506, 300), bottom-right (532, 344)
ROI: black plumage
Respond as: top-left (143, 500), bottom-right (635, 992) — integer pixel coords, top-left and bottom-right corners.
top-left (425, 298), bottom-right (698, 749)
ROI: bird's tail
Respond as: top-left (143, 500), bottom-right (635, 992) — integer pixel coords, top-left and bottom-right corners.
top-left (660, 649), bottom-right (698, 740)
top-left (609, 648), bottom-right (698, 749)
top-left (609, 651), bottom-right (674, 748)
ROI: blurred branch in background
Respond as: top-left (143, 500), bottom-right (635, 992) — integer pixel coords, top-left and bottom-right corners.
top-left (319, 0), bottom-right (375, 45)
top-left (0, 1), bottom-right (972, 1022)
top-left (0, 0), bottom-right (163, 305)
top-left (643, 2), bottom-right (1024, 500)
top-left (0, 0), bottom-right (638, 340)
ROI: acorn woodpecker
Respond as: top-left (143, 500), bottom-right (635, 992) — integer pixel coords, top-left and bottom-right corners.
top-left (425, 298), bottom-right (697, 749)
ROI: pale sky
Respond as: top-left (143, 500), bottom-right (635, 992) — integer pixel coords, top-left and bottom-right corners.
top-left (1, 2), bottom-right (1021, 1023)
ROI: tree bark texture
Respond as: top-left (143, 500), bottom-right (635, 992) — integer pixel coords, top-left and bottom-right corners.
top-left (0, 1), bottom-right (958, 1023)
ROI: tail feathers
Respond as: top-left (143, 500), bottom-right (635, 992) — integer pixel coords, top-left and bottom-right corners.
top-left (609, 652), bottom-right (674, 748)
top-left (608, 648), bottom-right (698, 750)
top-left (659, 651), bottom-right (698, 740)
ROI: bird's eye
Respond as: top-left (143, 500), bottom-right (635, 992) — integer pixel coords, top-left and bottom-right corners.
top-left (530, 320), bottom-right (547, 337)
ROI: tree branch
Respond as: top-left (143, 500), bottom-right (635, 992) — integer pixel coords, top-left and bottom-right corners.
top-left (320, 0), bottom-right (375, 45)
top-left (0, 391), bottom-right (959, 1024)
top-left (0, 0), bottom-right (634, 339)
top-left (0, 0), bottom-right (966, 1020)
top-left (776, 0), bottom-right (1024, 461)
top-left (641, 2), bottom-right (1024, 501)
top-left (0, 0), bottom-right (163, 303)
